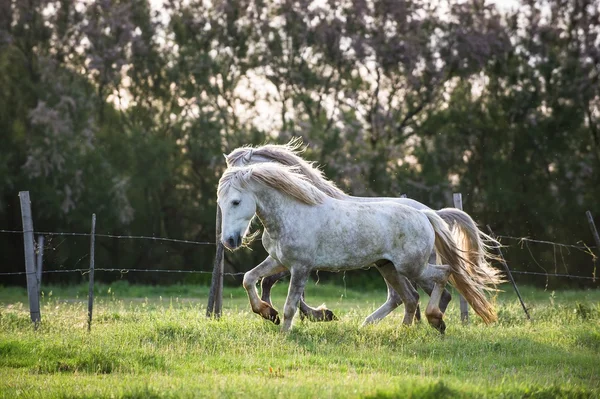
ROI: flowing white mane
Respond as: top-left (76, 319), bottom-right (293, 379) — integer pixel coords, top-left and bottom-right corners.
top-left (218, 163), bottom-right (327, 205)
top-left (225, 138), bottom-right (347, 200)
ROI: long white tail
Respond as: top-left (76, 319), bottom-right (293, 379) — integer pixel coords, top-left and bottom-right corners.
top-left (423, 210), bottom-right (498, 324)
top-left (437, 208), bottom-right (505, 289)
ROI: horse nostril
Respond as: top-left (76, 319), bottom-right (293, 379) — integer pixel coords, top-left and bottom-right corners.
top-left (227, 237), bottom-right (235, 248)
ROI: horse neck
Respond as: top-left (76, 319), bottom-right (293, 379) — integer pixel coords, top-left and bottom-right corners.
top-left (250, 183), bottom-right (300, 236)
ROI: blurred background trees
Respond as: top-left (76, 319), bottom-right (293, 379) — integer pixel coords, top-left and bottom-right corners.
top-left (1, 0), bottom-right (598, 288)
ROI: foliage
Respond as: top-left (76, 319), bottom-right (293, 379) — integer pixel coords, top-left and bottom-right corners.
top-left (0, 0), bottom-right (599, 287)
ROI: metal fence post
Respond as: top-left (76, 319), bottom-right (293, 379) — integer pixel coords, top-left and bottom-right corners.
top-left (19, 191), bottom-right (40, 326)
top-left (486, 225), bottom-right (531, 320)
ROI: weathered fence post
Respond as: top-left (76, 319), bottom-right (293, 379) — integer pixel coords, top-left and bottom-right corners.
top-left (453, 193), bottom-right (469, 323)
top-left (36, 235), bottom-right (44, 296)
top-left (486, 225), bottom-right (531, 320)
top-left (586, 212), bottom-right (600, 281)
top-left (88, 214), bottom-right (96, 332)
top-left (19, 191), bottom-right (40, 326)
top-left (207, 206), bottom-right (224, 318)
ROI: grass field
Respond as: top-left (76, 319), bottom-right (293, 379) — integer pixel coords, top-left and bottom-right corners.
top-left (1, 281), bottom-right (599, 398)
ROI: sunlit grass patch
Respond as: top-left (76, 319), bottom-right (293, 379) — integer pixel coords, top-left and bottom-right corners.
top-left (0, 283), bottom-right (598, 398)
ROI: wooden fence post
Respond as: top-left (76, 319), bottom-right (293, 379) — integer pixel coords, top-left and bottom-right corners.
top-left (19, 191), bottom-right (40, 326)
top-left (36, 235), bottom-right (44, 296)
top-left (88, 214), bottom-right (96, 332)
top-left (486, 225), bottom-right (531, 320)
top-left (207, 206), bottom-right (224, 318)
top-left (453, 193), bottom-right (469, 324)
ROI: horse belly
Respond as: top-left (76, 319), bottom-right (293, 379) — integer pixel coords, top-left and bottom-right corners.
top-left (315, 242), bottom-right (385, 270)
top-left (311, 216), bottom-right (388, 270)
top-left (355, 207), bottom-right (435, 276)
top-left (274, 218), bottom-right (385, 271)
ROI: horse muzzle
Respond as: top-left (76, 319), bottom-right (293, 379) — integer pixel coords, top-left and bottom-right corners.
top-left (223, 233), bottom-right (242, 250)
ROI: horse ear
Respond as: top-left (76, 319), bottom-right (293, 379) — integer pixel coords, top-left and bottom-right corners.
top-left (242, 150), bottom-right (253, 163)
top-left (239, 167), bottom-right (253, 182)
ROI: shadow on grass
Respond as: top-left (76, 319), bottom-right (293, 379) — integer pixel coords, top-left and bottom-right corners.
top-left (0, 339), bottom-right (166, 375)
top-left (365, 381), bottom-right (594, 399)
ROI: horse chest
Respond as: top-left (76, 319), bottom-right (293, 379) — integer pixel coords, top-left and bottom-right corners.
top-left (261, 227), bottom-right (309, 265)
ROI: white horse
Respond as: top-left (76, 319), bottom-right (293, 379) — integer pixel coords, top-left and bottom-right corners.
top-left (217, 162), bottom-right (498, 332)
top-left (226, 139), bottom-right (503, 322)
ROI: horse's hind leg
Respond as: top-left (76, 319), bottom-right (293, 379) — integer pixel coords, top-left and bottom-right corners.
top-left (362, 280), bottom-right (404, 326)
top-left (384, 279), bottom-right (423, 322)
top-left (416, 279), bottom-right (452, 315)
top-left (414, 289), bottom-right (422, 322)
top-left (416, 264), bottom-right (451, 334)
top-left (261, 271), bottom-right (337, 322)
top-left (364, 262), bottom-right (419, 326)
top-left (298, 294), bottom-right (338, 322)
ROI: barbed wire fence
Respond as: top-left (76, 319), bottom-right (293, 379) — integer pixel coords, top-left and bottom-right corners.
top-left (2, 192), bottom-right (599, 330)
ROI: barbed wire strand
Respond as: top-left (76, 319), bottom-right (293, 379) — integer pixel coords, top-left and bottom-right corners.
top-left (1, 228), bottom-right (597, 282)
top-left (497, 235), bottom-right (598, 284)
top-left (2, 229), bottom-right (595, 250)
top-left (0, 229), bottom-right (214, 246)
top-left (509, 271), bottom-right (596, 280)
top-left (522, 239), bottom-right (550, 289)
top-left (0, 269), bottom-right (596, 281)
top-left (0, 269), bottom-right (245, 277)
top-left (497, 235), bottom-right (595, 250)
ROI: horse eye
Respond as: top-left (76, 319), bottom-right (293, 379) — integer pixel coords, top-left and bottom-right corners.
top-left (232, 200), bottom-right (240, 206)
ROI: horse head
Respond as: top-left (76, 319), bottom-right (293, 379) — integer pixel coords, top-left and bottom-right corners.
top-left (217, 168), bottom-right (257, 250)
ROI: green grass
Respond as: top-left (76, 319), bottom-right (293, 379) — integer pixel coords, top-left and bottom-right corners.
top-left (1, 282), bottom-right (599, 398)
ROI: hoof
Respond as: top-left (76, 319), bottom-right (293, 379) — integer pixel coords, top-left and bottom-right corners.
top-left (428, 318), bottom-right (446, 334)
top-left (307, 306), bottom-right (338, 322)
top-left (427, 316), bottom-right (446, 334)
top-left (415, 306), bottom-right (422, 322)
top-left (266, 309), bottom-right (280, 325)
top-left (317, 309), bottom-right (338, 322)
top-left (260, 303), bottom-right (280, 325)
top-left (437, 319), bottom-right (446, 334)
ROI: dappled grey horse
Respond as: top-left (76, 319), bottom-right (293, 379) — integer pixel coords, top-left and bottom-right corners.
top-left (226, 139), bottom-right (503, 322)
top-left (217, 162), bottom-right (499, 332)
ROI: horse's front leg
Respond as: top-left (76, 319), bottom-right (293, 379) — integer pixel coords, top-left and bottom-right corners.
top-left (261, 270), bottom-right (337, 322)
top-left (281, 268), bottom-right (310, 332)
top-left (260, 271), bottom-right (289, 305)
top-left (243, 256), bottom-right (287, 324)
